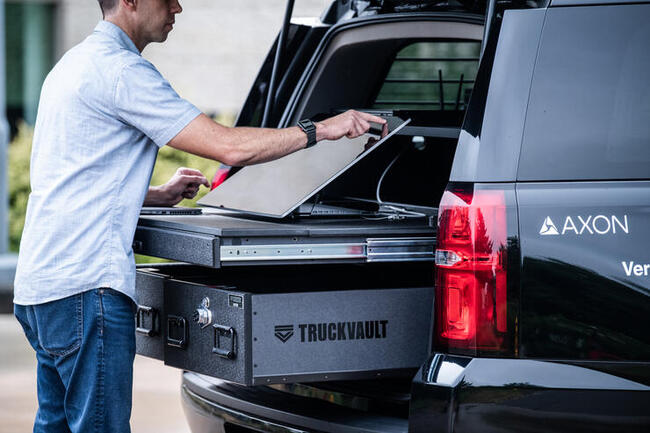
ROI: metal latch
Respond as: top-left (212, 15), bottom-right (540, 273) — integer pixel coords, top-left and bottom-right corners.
top-left (213, 324), bottom-right (236, 359)
top-left (167, 315), bottom-right (188, 349)
top-left (135, 305), bottom-right (158, 337)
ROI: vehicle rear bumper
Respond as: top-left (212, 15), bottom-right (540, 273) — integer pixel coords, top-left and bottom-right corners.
top-left (181, 372), bottom-right (408, 433)
top-left (409, 354), bottom-right (650, 433)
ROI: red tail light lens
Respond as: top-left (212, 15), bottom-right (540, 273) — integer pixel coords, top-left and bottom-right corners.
top-left (211, 165), bottom-right (232, 190)
top-left (435, 183), bottom-right (510, 354)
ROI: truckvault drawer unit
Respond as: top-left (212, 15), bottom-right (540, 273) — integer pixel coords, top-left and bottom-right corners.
top-left (135, 263), bottom-right (434, 386)
top-left (133, 103), bottom-right (438, 387)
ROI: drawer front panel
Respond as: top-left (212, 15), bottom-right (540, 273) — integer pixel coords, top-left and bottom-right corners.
top-left (251, 287), bottom-right (434, 384)
top-left (134, 226), bottom-right (219, 267)
top-left (163, 280), bottom-right (251, 385)
top-left (134, 269), bottom-right (166, 361)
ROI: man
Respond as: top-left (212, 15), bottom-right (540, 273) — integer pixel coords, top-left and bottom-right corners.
top-left (13, 0), bottom-right (386, 431)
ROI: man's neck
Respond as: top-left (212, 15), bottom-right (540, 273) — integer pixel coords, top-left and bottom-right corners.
top-left (104, 17), bottom-right (146, 52)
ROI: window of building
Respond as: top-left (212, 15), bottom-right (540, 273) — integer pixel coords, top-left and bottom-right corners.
top-left (4, 1), bottom-right (56, 137)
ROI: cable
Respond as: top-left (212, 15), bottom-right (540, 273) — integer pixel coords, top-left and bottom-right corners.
top-left (374, 148), bottom-right (427, 217)
top-left (375, 149), bottom-right (404, 205)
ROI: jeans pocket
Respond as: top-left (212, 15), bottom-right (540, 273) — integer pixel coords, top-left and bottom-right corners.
top-left (14, 305), bottom-right (40, 352)
top-left (98, 288), bottom-right (137, 315)
top-left (34, 293), bottom-right (83, 358)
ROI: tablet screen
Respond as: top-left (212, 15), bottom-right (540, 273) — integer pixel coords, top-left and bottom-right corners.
top-left (198, 116), bottom-right (409, 218)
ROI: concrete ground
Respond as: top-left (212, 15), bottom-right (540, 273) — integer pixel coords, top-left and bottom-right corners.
top-left (0, 314), bottom-right (190, 433)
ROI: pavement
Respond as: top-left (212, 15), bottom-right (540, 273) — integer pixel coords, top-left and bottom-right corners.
top-left (0, 314), bottom-right (191, 433)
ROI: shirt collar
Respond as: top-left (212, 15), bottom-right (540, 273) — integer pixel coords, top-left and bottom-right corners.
top-left (94, 20), bottom-right (140, 55)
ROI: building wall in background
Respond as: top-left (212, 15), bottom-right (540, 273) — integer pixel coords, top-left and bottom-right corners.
top-left (4, 0), bottom-right (329, 125)
top-left (54, 0), bottom-right (330, 116)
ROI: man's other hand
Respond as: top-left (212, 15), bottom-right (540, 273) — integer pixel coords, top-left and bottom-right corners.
top-left (316, 110), bottom-right (388, 142)
top-left (145, 167), bottom-right (210, 206)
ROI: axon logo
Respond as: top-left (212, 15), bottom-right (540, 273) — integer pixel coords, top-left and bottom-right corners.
top-left (540, 215), bottom-right (629, 236)
top-left (274, 325), bottom-right (294, 343)
top-left (540, 217), bottom-right (560, 235)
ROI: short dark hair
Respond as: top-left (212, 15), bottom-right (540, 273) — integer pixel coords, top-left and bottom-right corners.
top-left (98, 0), bottom-right (118, 17)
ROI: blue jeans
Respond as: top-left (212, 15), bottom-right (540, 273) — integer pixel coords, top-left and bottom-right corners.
top-left (14, 288), bottom-right (136, 433)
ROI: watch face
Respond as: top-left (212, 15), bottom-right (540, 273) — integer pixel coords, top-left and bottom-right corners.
top-left (299, 119), bottom-right (315, 131)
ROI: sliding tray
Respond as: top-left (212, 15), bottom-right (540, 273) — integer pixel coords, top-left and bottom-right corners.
top-left (135, 262), bottom-right (434, 386)
top-left (134, 212), bottom-right (436, 268)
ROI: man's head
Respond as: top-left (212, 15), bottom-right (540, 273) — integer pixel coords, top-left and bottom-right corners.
top-left (97, 0), bottom-right (118, 18)
top-left (98, 0), bottom-right (183, 51)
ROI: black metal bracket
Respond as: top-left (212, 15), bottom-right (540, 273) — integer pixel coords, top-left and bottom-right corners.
top-left (167, 315), bottom-right (188, 349)
top-left (212, 324), bottom-right (236, 359)
top-left (135, 305), bottom-right (158, 337)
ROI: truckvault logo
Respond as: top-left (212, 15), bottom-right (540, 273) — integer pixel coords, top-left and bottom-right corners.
top-left (540, 215), bottom-right (629, 236)
top-left (274, 325), bottom-right (294, 343)
top-left (274, 320), bottom-right (389, 343)
top-left (300, 320), bottom-right (388, 342)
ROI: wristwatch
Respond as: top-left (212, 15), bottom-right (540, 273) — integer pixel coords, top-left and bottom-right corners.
top-left (298, 119), bottom-right (317, 148)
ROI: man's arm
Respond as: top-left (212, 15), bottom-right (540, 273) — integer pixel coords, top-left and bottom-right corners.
top-left (167, 110), bottom-right (387, 166)
top-left (144, 167), bottom-right (210, 206)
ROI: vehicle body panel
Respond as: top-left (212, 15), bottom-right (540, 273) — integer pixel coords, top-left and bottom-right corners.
top-left (517, 182), bottom-right (650, 360)
top-left (451, 9), bottom-right (544, 182)
top-left (409, 355), bottom-right (650, 433)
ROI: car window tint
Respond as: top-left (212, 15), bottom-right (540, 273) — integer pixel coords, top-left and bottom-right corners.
top-left (519, 4), bottom-right (650, 181)
top-left (373, 41), bottom-right (480, 112)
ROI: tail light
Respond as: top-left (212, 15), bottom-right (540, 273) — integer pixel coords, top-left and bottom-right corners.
top-left (211, 165), bottom-right (232, 190)
top-left (434, 183), bottom-right (516, 355)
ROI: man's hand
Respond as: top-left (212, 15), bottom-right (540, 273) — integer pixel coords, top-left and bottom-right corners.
top-left (145, 167), bottom-right (210, 207)
top-left (316, 110), bottom-right (388, 142)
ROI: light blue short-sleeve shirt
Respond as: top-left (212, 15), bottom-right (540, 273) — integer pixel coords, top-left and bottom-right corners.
top-left (13, 21), bottom-right (201, 305)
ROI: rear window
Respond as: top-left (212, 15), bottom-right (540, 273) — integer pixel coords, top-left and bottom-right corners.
top-left (518, 4), bottom-right (650, 181)
top-left (373, 41), bottom-right (480, 111)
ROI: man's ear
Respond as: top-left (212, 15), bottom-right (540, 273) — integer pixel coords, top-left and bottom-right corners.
top-left (121, 0), bottom-right (137, 12)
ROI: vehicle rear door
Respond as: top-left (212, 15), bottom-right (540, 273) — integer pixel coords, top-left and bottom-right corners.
top-left (516, 3), bottom-right (650, 363)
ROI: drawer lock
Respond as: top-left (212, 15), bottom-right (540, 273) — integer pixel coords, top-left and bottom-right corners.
top-left (192, 297), bottom-right (213, 329)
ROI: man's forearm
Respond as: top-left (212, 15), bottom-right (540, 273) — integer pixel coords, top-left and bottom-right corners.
top-left (143, 186), bottom-right (173, 206)
top-left (220, 125), bottom-right (317, 166)
top-left (168, 115), bottom-right (311, 167)
top-left (166, 110), bottom-right (383, 167)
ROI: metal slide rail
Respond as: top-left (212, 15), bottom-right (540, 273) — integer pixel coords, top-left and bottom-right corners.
top-left (220, 237), bottom-right (435, 263)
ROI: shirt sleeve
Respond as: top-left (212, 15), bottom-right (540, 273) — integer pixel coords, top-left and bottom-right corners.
top-left (114, 60), bottom-right (201, 148)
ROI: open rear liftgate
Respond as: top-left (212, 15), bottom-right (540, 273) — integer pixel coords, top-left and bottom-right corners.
top-left (133, 213), bottom-right (436, 386)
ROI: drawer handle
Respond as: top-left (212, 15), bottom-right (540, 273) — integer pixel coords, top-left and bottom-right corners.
top-left (167, 315), bottom-right (188, 349)
top-left (135, 305), bottom-right (158, 337)
top-left (213, 325), bottom-right (236, 359)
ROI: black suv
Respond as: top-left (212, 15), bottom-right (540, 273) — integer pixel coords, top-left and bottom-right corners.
top-left (143, 0), bottom-right (650, 431)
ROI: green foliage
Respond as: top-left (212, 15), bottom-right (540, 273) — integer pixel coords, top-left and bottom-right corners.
top-left (8, 112), bottom-right (236, 256)
top-left (8, 123), bottom-right (32, 252)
